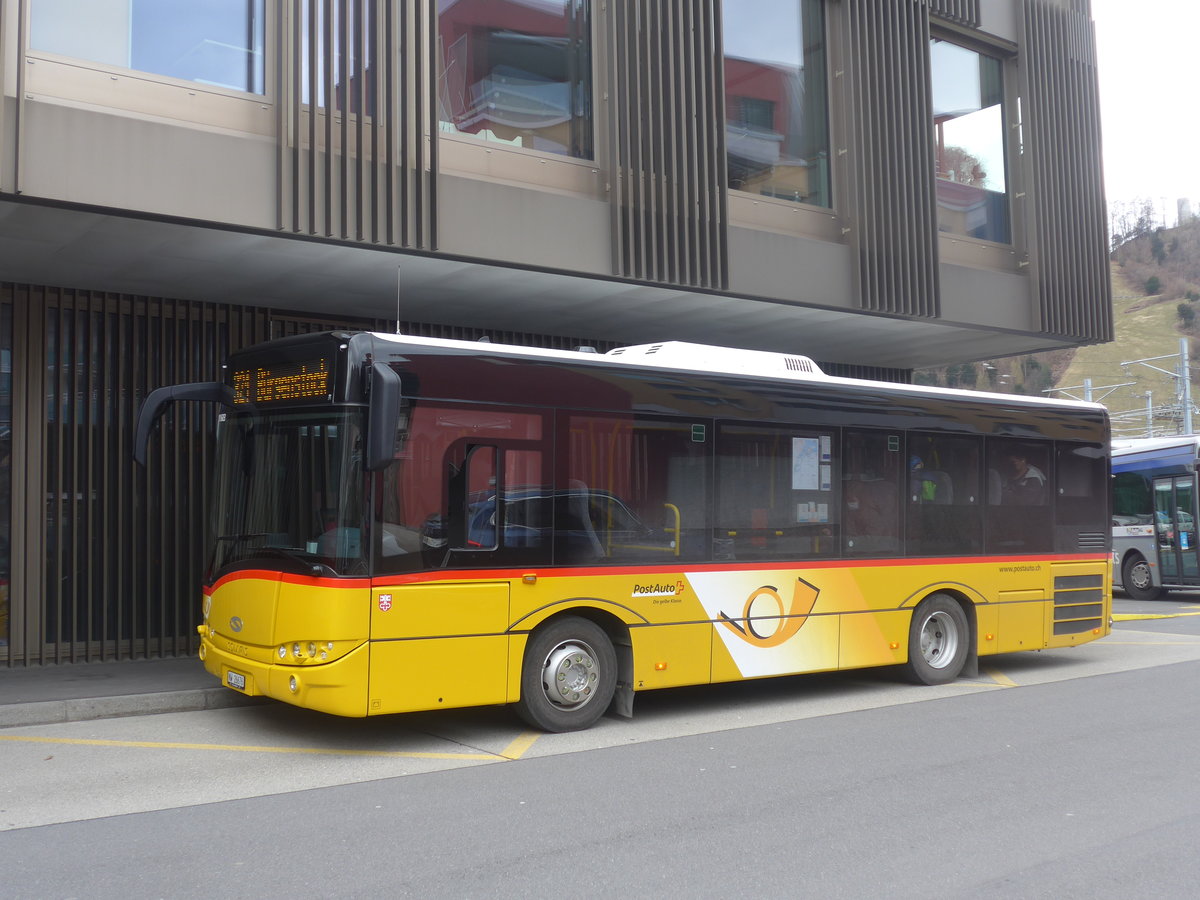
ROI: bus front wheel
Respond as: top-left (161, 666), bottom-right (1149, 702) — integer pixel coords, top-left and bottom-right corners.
top-left (903, 593), bottom-right (969, 685)
top-left (516, 616), bottom-right (617, 733)
top-left (1121, 553), bottom-right (1163, 602)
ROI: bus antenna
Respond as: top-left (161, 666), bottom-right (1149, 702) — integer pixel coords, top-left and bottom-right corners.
top-left (400, 271), bottom-right (410, 338)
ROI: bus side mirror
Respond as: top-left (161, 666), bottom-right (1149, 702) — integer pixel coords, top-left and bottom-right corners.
top-left (366, 362), bottom-right (403, 471)
top-left (133, 382), bottom-right (235, 466)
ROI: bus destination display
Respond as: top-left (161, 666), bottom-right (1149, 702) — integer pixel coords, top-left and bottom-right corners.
top-left (232, 359), bottom-right (331, 405)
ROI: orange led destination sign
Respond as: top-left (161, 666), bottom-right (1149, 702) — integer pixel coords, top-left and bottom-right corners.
top-left (232, 359), bottom-right (331, 405)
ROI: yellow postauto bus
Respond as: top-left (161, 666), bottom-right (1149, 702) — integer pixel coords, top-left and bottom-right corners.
top-left (135, 331), bottom-right (1111, 731)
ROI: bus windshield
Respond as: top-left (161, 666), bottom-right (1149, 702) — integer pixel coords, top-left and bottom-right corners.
top-left (209, 408), bottom-right (367, 578)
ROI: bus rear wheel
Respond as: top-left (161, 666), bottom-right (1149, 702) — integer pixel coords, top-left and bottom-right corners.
top-left (903, 593), bottom-right (969, 685)
top-left (1121, 553), bottom-right (1163, 601)
top-left (516, 616), bottom-right (617, 733)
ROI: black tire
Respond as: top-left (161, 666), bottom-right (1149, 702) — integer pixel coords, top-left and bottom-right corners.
top-left (516, 616), bottom-right (617, 733)
top-left (903, 593), bottom-right (969, 685)
top-left (1121, 552), bottom-right (1163, 601)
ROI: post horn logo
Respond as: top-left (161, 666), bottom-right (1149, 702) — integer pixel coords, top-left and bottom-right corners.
top-left (717, 578), bottom-right (820, 648)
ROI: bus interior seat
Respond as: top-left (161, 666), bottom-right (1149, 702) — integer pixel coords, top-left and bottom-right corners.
top-left (567, 479), bottom-right (605, 558)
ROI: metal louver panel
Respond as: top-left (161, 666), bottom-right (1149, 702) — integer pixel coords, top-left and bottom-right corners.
top-left (844, 0), bottom-right (941, 318)
top-left (607, 0), bottom-right (728, 289)
top-left (929, 0), bottom-right (981, 27)
top-left (280, 0), bottom-right (437, 250)
top-left (1020, 0), bottom-right (1112, 342)
top-left (1, 279), bottom-right (617, 666)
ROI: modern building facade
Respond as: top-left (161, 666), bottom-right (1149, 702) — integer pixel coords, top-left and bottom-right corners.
top-left (0, 0), bottom-right (1110, 665)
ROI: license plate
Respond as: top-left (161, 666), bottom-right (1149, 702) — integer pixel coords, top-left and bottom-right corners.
top-left (226, 670), bottom-right (247, 690)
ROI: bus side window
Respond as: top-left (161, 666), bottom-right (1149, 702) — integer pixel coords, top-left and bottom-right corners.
top-left (843, 429), bottom-right (902, 555)
top-left (715, 423), bottom-right (838, 561)
top-left (907, 433), bottom-right (982, 556)
top-left (1055, 442), bottom-right (1107, 553)
top-left (560, 414), bottom-right (710, 564)
top-left (985, 438), bottom-right (1051, 553)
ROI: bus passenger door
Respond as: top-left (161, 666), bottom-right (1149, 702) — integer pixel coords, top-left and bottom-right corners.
top-left (1153, 476), bottom-right (1200, 583)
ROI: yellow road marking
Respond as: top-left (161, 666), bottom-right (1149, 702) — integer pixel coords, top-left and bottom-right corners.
top-left (0, 734), bottom-right (501, 760)
top-left (983, 667), bottom-right (1018, 688)
top-left (1102, 640), bottom-right (1200, 645)
top-left (498, 731), bottom-right (541, 760)
top-left (1113, 611), bottom-right (1200, 621)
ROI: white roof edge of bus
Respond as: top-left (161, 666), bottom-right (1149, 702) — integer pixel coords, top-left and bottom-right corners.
top-left (369, 332), bottom-right (1105, 410)
top-left (1112, 435), bottom-right (1200, 454)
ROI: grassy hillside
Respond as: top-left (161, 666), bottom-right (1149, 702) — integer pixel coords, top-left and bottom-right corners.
top-left (915, 218), bottom-right (1200, 438)
top-left (1057, 263), bottom-right (1189, 438)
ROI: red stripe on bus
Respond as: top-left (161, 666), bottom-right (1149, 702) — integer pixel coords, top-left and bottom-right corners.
top-left (205, 569), bottom-right (373, 592)
top-left (367, 553), bottom-right (1106, 587)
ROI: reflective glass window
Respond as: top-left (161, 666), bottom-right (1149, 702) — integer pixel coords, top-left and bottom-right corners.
top-left (715, 423), bottom-right (838, 561)
top-left (438, 0), bottom-right (593, 159)
top-left (722, 0), bottom-right (830, 207)
top-left (907, 433), bottom-right (982, 556)
top-left (1055, 442), bottom-right (1108, 554)
top-left (985, 438), bottom-right (1051, 553)
top-left (842, 429), bottom-right (902, 557)
top-left (559, 415), bottom-right (708, 563)
top-left (931, 39), bottom-right (1009, 242)
top-left (374, 402), bottom-right (547, 575)
top-left (31, 0), bottom-right (266, 94)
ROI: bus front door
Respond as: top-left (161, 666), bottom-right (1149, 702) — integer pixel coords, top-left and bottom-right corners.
top-left (1153, 476), bottom-right (1200, 583)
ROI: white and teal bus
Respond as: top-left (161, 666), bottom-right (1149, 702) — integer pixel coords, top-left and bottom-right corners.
top-left (1112, 436), bottom-right (1200, 600)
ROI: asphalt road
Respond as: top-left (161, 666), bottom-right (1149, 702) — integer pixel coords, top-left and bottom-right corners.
top-left (2, 593), bottom-right (1199, 899)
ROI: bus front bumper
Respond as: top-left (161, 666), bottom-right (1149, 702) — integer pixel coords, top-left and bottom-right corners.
top-left (199, 634), bottom-right (371, 717)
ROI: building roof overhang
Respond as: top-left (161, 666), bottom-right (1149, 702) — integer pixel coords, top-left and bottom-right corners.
top-left (0, 197), bottom-right (1080, 370)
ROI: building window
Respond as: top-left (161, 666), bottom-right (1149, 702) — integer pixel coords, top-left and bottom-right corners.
top-left (931, 39), bottom-right (1009, 243)
top-left (30, 0), bottom-right (266, 95)
top-left (437, 0), bottom-right (593, 160)
top-left (722, 0), bottom-right (831, 207)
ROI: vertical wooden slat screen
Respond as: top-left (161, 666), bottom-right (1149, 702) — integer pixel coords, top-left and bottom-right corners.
top-left (607, 0), bottom-right (728, 289)
top-left (281, 0), bottom-right (436, 250)
top-left (929, 0), bottom-right (981, 27)
top-left (844, 0), bottom-right (940, 319)
top-left (1020, 0), bottom-right (1112, 341)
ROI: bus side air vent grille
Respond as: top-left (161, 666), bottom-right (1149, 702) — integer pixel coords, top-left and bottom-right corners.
top-left (785, 357), bottom-right (817, 373)
top-left (1076, 532), bottom-right (1106, 551)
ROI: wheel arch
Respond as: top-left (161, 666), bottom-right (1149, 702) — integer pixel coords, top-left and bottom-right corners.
top-left (512, 602), bottom-right (635, 719)
top-left (908, 587), bottom-right (979, 678)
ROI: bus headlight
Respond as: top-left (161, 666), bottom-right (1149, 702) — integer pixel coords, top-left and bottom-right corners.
top-left (289, 675), bottom-right (299, 693)
top-left (278, 645), bottom-right (287, 659)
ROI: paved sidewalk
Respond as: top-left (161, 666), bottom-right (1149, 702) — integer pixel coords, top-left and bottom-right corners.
top-left (0, 657), bottom-right (260, 728)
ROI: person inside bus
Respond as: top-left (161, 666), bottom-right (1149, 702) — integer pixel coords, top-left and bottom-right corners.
top-left (1001, 451), bottom-right (1046, 505)
top-left (909, 456), bottom-right (939, 503)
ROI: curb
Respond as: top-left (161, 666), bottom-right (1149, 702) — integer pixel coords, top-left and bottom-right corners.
top-left (0, 688), bottom-right (265, 729)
